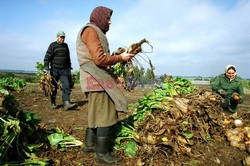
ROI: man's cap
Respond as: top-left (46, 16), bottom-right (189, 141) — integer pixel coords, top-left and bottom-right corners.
top-left (57, 30), bottom-right (65, 37)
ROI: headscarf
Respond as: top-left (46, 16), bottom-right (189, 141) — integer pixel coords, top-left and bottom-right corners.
top-left (225, 64), bottom-right (236, 73)
top-left (225, 64), bottom-right (237, 81)
top-left (90, 6), bottom-right (113, 34)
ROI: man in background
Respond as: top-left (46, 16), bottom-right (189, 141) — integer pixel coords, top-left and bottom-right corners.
top-left (44, 30), bottom-right (76, 110)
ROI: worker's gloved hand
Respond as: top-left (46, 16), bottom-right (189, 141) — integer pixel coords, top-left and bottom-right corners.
top-left (43, 69), bottom-right (50, 75)
top-left (218, 89), bottom-right (226, 96)
top-left (44, 66), bottom-right (50, 74)
top-left (232, 92), bottom-right (241, 103)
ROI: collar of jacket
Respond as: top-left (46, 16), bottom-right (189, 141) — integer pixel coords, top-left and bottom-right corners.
top-left (222, 73), bottom-right (240, 82)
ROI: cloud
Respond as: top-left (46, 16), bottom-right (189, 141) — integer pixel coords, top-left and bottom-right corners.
top-left (0, 18), bottom-right (84, 71)
top-left (107, 0), bottom-right (250, 78)
top-left (0, 0), bottom-right (249, 78)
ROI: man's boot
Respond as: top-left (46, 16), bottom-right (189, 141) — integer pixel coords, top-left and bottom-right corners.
top-left (83, 128), bottom-right (96, 153)
top-left (63, 101), bottom-right (76, 110)
top-left (50, 97), bottom-right (57, 109)
top-left (95, 136), bottom-right (122, 163)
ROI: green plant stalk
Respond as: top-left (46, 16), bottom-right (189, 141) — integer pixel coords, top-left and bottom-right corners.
top-left (0, 132), bottom-right (17, 161)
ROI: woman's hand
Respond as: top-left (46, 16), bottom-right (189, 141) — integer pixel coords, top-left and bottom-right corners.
top-left (121, 52), bottom-right (134, 62)
top-left (232, 92), bottom-right (242, 103)
top-left (218, 89), bottom-right (226, 96)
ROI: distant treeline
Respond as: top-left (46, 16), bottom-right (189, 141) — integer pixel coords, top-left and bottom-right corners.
top-left (0, 72), bottom-right (37, 83)
top-left (0, 71), bottom-right (249, 89)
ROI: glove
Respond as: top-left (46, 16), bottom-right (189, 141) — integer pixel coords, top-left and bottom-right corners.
top-left (43, 66), bottom-right (50, 74)
top-left (218, 89), bottom-right (226, 96)
top-left (232, 92), bottom-right (241, 103)
top-left (43, 69), bottom-right (50, 75)
top-left (44, 65), bottom-right (49, 70)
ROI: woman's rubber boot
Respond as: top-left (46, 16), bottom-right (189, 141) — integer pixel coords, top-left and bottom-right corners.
top-left (83, 128), bottom-right (96, 153)
top-left (95, 136), bottom-right (122, 164)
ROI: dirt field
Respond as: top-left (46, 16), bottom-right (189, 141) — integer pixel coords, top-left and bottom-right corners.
top-left (12, 83), bottom-right (250, 166)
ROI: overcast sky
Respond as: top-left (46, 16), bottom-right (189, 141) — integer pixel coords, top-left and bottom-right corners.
top-left (0, 0), bottom-right (249, 78)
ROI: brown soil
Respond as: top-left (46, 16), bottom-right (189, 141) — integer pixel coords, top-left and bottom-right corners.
top-left (12, 84), bottom-right (250, 166)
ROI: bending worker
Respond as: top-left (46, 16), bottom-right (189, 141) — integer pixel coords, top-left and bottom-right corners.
top-left (211, 64), bottom-right (245, 114)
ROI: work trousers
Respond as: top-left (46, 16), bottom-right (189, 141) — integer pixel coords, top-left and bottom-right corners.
top-left (50, 68), bottom-right (71, 102)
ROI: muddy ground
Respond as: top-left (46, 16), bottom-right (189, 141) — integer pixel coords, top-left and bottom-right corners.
top-left (12, 84), bottom-right (250, 166)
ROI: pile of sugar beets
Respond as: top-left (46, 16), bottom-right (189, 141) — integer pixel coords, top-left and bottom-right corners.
top-left (112, 76), bottom-right (250, 165)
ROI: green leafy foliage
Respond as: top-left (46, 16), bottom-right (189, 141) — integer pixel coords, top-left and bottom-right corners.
top-left (0, 108), bottom-right (42, 163)
top-left (0, 81), bottom-right (82, 164)
top-left (0, 90), bottom-right (46, 165)
top-left (0, 89), bottom-right (9, 95)
top-left (242, 79), bottom-right (250, 89)
top-left (72, 70), bottom-right (80, 84)
top-left (4, 157), bottom-right (50, 166)
top-left (35, 62), bottom-right (45, 80)
top-left (182, 132), bottom-right (193, 139)
top-left (0, 76), bottom-right (26, 91)
top-left (124, 140), bottom-right (137, 157)
top-left (173, 77), bottom-right (196, 94)
top-left (113, 62), bottom-right (126, 78)
top-left (47, 132), bottom-right (83, 151)
top-left (0, 116), bottom-right (21, 162)
top-left (144, 68), bottom-right (154, 79)
top-left (133, 66), bottom-right (145, 80)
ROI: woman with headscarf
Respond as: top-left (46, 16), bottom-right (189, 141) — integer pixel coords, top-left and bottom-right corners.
top-left (211, 64), bottom-right (245, 114)
top-left (76, 6), bottom-right (134, 163)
